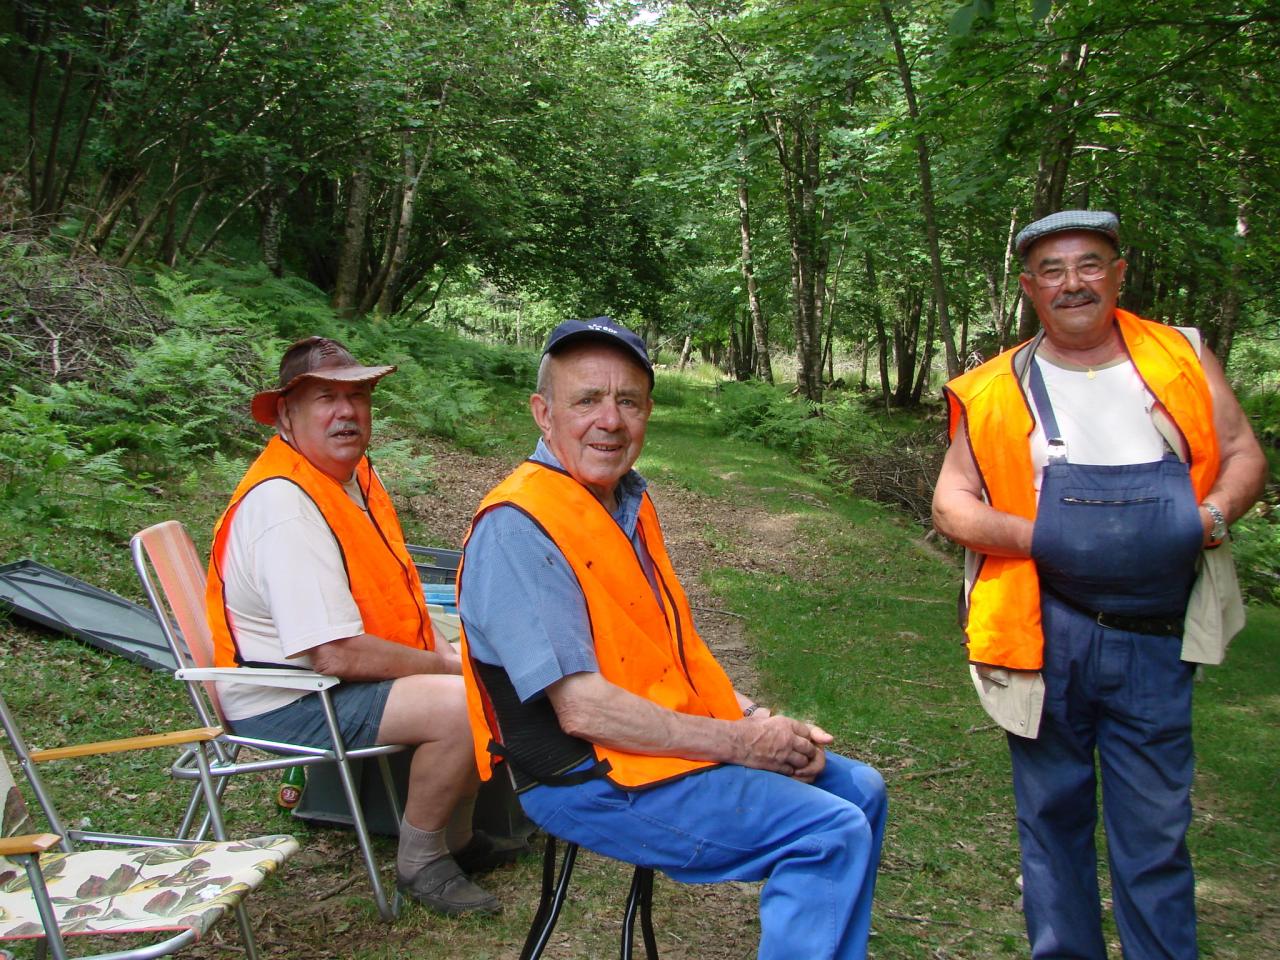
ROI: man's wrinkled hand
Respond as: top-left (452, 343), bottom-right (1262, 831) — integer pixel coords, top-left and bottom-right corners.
top-left (790, 723), bottom-right (833, 782)
top-left (737, 715), bottom-right (818, 777)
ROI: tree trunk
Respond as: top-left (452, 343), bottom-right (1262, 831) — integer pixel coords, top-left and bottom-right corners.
top-left (260, 189), bottom-right (283, 277)
top-left (859, 331), bottom-right (870, 391)
top-left (678, 334), bottom-right (693, 371)
top-left (881, 0), bottom-right (960, 380)
top-left (333, 157), bottom-right (372, 315)
top-left (360, 182), bottom-right (403, 315)
top-left (912, 295), bottom-right (938, 404)
top-left (1018, 39), bottom-right (1091, 340)
top-left (88, 168), bottom-right (146, 253)
top-left (820, 227), bottom-right (849, 383)
top-left (894, 287), bottom-right (922, 407)
top-left (736, 125), bottom-right (772, 383)
top-left (990, 207), bottom-right (1019, 351)
top-left (193, 183), bottom-right (267, 260)
top-left (25, 20), bottom-right (49, 212)
top-left (769, 113), bottom-right (824, 403)
top-left (377, 134), bottom-right (425, 314)
top-left (35, 49), bottom-right (75, 220)
top-left (1215, 190), bottom-right (1249, 363)
top-left (158, 193), bottom-right (181, 267)
top-left (116, 189), bottom-right (175, 267)
top-left (1030, 42), bottom-right (1089, 222)
top-left (173, 185), bottom-right (212, 264)
top-left (864, 252), bottom-right (892, 410)
top-left (52, 67), bottom-right (104, 219)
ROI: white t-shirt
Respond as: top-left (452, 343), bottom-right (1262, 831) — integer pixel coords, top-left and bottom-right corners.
top-left (215, 477), bottom-right (368, 721)
top-left (1029, 355), bottom-right (1168, 494)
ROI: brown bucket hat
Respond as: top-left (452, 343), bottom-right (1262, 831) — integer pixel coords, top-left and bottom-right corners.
top-left (250, 336), bottom-right (396, 426)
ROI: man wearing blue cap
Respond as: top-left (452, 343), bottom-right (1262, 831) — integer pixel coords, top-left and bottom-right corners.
top-left (932, 212), bottom-right (1266, 958)
top-left (456, 317), bottom-right (886, 959)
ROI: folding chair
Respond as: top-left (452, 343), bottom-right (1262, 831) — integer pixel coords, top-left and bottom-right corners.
top-left (130, 520), bottom-right (406, 921)
top-left (0, 689), bottom-right (297, 960)
top-left (521, 835), bottom-right (658, 960)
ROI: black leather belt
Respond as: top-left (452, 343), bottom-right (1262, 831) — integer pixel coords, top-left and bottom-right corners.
top-left (1041, 584), bottom-right (1184, 637)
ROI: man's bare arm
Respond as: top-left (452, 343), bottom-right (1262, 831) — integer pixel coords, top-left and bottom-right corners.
top-left (548, 671), bottom-right (822, 778)
top-left (931, 418), bottom-right (1034, 557)
top-left (307, 633), bottom-right (461, 680)
top-left (1198, 350), bottom-right (1267, 540)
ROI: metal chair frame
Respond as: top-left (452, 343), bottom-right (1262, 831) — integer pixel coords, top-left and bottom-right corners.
top-left (521, 835), bottom-right (658, 960)
top-left (0, 690), bottom-right (291, 960)
top-left (130, 520), bottom-right (405, 921)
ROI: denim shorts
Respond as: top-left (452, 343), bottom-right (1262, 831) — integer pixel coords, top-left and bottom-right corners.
top-left (228, 680), bottom-right (394, 750)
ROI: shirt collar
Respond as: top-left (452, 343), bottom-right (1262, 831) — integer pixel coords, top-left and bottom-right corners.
top-left (530, 438), bottom-right (648, 536)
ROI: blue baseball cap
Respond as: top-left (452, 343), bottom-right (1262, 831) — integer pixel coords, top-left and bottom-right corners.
top-left (542, 316), bottom-right (654, 385)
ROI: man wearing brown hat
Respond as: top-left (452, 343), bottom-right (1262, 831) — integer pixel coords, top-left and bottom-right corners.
top-left (205, 336), bottom-right (509, 915)
top-left (932, 212), bottom-right (1265, 958)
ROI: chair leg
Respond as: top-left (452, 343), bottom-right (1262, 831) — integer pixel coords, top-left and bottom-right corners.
top-left (520, 835), bottom-right (579, 960)
top-left (232, 901), bottom-right (260, 960)
top-left (333, 754), bottom-right (397, 921)
top-left (318, 691), bottom-right (398, 922)
top-left (376, 753), bottom-right (404, 828)
top-left (638, 867), bottom-right (659, 960)
top-left (180, 742), bottom-right (236, 841)
top-left (621, 866), bottom-right (659, 960)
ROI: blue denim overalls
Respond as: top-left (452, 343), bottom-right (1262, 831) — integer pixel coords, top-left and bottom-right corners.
top-left (1008, 358), bottom-right (1204, 959)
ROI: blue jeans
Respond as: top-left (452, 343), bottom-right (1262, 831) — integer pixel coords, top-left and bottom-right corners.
top-left (519, 752), bottom-right (887, 960)
top-left (1009, 594), bottom-right (1196, 959)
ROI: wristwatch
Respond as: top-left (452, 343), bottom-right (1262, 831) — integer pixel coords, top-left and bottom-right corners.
top-left (1202, 501), bottom-right (1227, 547)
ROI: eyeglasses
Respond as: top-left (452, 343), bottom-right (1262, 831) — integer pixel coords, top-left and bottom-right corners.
top-left (1027, 257), bottom-right (1120, 289)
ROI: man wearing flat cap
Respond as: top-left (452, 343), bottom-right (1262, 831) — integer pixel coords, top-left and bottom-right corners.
top-left (206, 336), bottom-right (514, 916)
top-left (932, 212), bottom-right (1266, 958)
top-left (457, 317), bottom-right (886, 960)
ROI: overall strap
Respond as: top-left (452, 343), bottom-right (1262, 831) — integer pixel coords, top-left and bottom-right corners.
top-left (1027, 359), bottom-right (1066, 461)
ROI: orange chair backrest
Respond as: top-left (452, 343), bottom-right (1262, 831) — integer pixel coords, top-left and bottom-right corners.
top-left (132, 520), bottom-right (224, 717)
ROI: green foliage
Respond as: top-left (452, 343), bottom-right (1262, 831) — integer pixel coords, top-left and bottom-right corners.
top-left (710, 380), bottom-right (942, 521)
top-left (712, 380), bottom-right (820, 454)
top-left (1231, 340), bottom-right (1280, 452)
top-left (367, 433), bottom-right (436, 501)
top-left (374, 359), bottom-right (492, 449)
top-left (0, 385), bottom-right (143, 533)
top-left (1233, 507), bottom-right (1280, 605)
top-left (174, 262), bottom-right (338, 345)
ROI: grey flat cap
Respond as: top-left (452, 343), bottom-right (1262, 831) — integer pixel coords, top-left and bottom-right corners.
top-left (1015, 210), bottom-right (1120, 257)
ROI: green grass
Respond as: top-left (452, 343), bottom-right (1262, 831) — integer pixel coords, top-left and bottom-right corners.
top-left (1, 370), bottom-right (1276, 958)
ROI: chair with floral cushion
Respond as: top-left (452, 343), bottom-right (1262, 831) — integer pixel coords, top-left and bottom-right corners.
top-left (0, 689), bottom-right (297, 960)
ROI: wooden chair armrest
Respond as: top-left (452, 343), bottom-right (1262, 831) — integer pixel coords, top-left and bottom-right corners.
top-left (29, 726), bottom-right (222, 763)
top-left (0, 833), bottom-right (62, 856)
top-left (177, 667), bottom-right (339, 692)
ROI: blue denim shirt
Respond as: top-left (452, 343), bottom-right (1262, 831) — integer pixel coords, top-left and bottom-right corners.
top-left (458, 439), bottom-right (657, 702)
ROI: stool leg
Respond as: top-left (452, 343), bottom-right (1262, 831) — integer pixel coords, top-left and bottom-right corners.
top-left (639, 867), bottom-right (658, 960)
top-left (621, 866), bottom-right (659, 959)
top-left (521, 836), bottom-right (579, 960)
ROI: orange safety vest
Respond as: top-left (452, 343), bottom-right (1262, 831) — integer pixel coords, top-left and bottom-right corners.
top-left (207, 435), bottom-right (433, 667)
top-left (459, 461), bottom-right (743, 790)
top-left (943, 310), bottom-right (1219, 670)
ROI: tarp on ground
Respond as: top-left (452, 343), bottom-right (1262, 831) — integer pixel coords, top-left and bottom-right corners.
top-left (0, 559), bottom-right (177, 672)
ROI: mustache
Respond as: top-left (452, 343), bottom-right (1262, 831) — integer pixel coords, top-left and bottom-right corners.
top-left (327, 420), bottom-right (363, 437)
top-left (1052, 289), bottom-right (1100, 309)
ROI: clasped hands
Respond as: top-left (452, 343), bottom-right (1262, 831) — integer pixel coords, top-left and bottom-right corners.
top-left (739, 713), bottom-right (833, 783)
